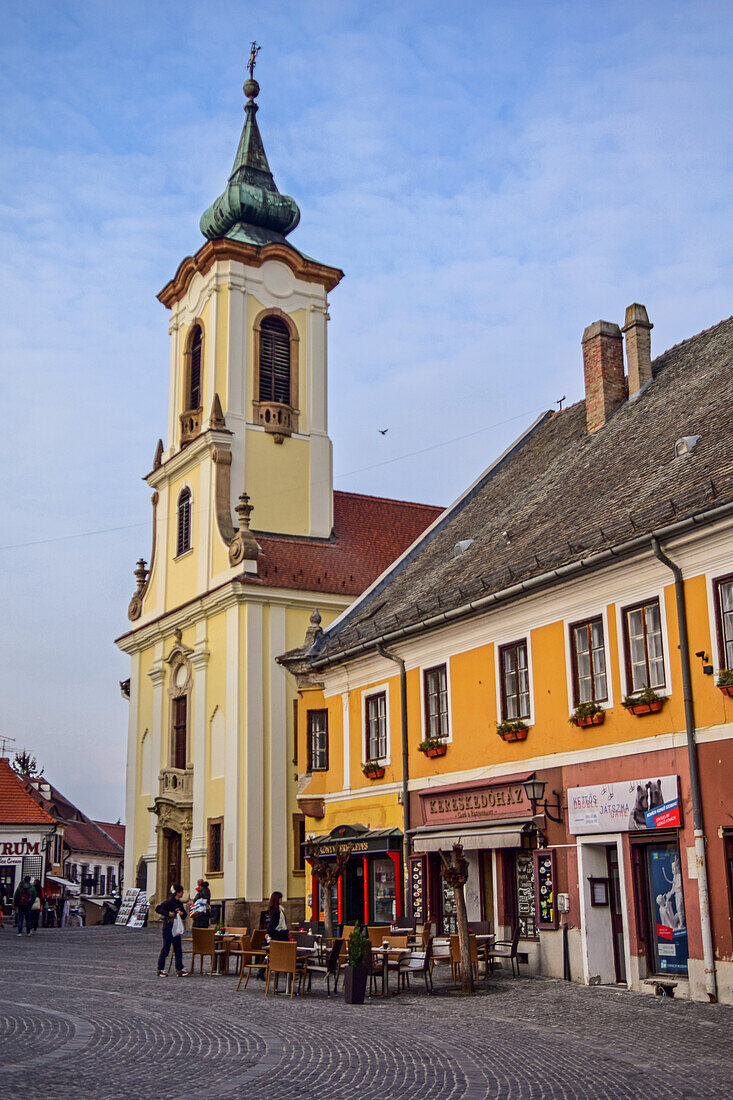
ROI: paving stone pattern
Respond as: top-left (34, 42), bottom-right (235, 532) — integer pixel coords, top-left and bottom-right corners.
top-left (1, 927), bottom-right (731, 1099)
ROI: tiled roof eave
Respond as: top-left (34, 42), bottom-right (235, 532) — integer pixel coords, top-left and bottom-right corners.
top-left (309, 496), bottom-right (733, 671)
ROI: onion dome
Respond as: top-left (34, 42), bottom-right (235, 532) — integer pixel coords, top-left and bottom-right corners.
top-left (200, 76), bottom-right (300, 247)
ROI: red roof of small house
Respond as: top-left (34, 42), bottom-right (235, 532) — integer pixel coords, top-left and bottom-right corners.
top-left (245, 490), bottom-right (443, 596)
top-left (22, 778), bottom-right (123, 859)
top-left (94, 821), bottom-right (125, 848)
top-left (0, 759), bottom-right (55, 826)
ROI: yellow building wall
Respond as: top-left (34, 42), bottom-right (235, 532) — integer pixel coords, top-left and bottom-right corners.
top-left (164, 467), bottom-right (201, 610)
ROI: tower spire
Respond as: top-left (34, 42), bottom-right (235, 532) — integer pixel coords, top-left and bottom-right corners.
top-left (199, 47), bottom-right (300, 247)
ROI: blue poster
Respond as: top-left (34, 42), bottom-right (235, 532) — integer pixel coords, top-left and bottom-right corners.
top-left (648, 846), bottom-right (688, 975)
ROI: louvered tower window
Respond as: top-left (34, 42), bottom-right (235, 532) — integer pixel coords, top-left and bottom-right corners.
top-left (177, 488), bottom-right (192, 556)
top-left (259, 316), bottom-right (291, 405)
top-left (188, 325), bottom-right (202, 410)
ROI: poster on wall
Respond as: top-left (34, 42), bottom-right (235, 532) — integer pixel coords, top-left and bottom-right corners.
top-left (409, 855), bottom-right (426, 923)
top-left (516, 852), bottom-right (537, 939)
top-left (647, 845), bottom-right (688, 974)
top-left (534, 850), bottom-right (557, 929)
top-left (115, 888), bottom-right (139, 926)
top-left (568, 775), bottom-right (680, 835)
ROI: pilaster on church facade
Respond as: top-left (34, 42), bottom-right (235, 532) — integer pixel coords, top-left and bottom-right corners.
top-left (116, 68), bottom-right (442, 922)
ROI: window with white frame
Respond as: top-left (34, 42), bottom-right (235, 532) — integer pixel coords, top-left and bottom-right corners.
top-left (365, 691), bottom-right (387, 761)
top-left (714, 574), bottom-right (733, 669)
top-left (570, 617), bottom-right (608, 705)
top-left (424, 664), bottom-right (449, 739)
top-left (307, 709), bottom-right (329, 772)
top-left (499, 640), bottom-right (530, 721)
top-left (623, 598), bottom-right (665, 692)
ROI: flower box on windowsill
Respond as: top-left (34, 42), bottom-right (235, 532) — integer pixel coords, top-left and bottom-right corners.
top-left (622, 690), bottom-right (665, 716)
top-left (418, 739), bottom-right (448, 758)
top-left (497, 721), bottom-right (529, 742)
top-left (569, 703), bottom-right (605, 728)
top-left (717, 672), bottom-right (733, 697)
top-left (362, 761), bottom-right (385, 780)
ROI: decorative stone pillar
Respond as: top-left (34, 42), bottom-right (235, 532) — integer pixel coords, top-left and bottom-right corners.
top-left (188, 635), bottom-right (210, 888)
top-left (146, 654), bottom-right (166, 902)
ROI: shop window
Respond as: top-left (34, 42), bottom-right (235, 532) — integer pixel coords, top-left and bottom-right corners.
top-left (570, 617), bottom-right (608, 705)
top-left (371, 858), bottom-right (396, 924)
top-left (623, 598), bottom-right (665, 692)
top-left (714, 574), bottom-right (733, 669)
top-left (292, 814), bottom-right (306, 874)
top-left (499, 640), bottom-right (530, 721)
top-left (171, 695), bottom-right (188, 770)
top-left (207, 818), bottom-right (223, 874)
top-left (364, 691), bottom-right (387, 761)
top-left (632, 841), bottom-right (687, 976)
top-left (307, 709), bottom-right (328, 772)
top-left (424, 664), bottom-right (449, 739)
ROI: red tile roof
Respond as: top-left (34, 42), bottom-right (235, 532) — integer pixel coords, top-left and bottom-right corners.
top-left (22, 779), bottom-right (124, 859)
top-left (94, 821), bottom-right (125, 848)
top-left (246, 490), bottom-right (443, 596)
top-left (62, 819), bottom-right (123, 858)
top-left (0, 759), bottom-right (55, 826)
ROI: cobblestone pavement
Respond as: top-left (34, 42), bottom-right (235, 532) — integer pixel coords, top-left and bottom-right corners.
top-left (1, 927), bottom-right (731, 1099)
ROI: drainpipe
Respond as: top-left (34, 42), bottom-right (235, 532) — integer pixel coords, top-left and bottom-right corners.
top-left (376, 643), bottom-right (411, 916)
top-left (651, 537), bottom-right (717, 1002)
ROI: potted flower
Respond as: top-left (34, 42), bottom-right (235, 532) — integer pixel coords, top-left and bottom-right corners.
top-left (362, 760), bottom-right (385, 780)
top-left (343, 923), bottom-right (369, 1005)
top-left (717, 669), bottom-right (733, 698)
top-left (622, 687), bottom-right (665, 715)
top-left (418, 736), bottom-right (448, 758)
top-left (496, 719), bottom-right (529, 742)
top-left (569, 701), bottom-right (605, 728)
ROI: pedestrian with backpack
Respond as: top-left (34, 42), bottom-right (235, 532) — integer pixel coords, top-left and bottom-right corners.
top-left (13, 875), bottom-right (36, 937)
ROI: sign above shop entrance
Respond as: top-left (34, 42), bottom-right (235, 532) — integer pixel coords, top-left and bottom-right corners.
top-left (568, 775), bottom-right (680, 835)
top-left (419, 777), bottom-right (533, 826)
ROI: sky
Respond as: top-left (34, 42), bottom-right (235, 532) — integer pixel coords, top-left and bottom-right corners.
top-left (0, 1), bottom-right (730, 821)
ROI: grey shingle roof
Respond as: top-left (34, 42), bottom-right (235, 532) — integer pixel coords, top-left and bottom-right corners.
top-left (310, 316), bottom-right (733, 666)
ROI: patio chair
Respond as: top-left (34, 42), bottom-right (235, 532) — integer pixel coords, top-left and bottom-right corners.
top-left (236, 930), bottom-right (268, 991)
top-left (386, 946), bottom-right (412, 993)
top-left (367, 925), bottom-right (391, 948)
top-left (449, 934), bottom-right (480, 985)
top-left (419, 921), bottom-right (436, 949)
top-left (291, 931), bottom-right (316, 949)
top-left (365, 943), bottom-right (385, 997)
top-left (404, 938), bottom-right (434, 993)
top-left (487, 926), bottom-right (521, 977)
top-left (387, 934), bottom-right (410, 950)
top-left (304, 938), bottom-right (343, 996)
top-left (176, 927), bottom-right (216, 975)
top-left (266, 940), bottom-right (303, 997)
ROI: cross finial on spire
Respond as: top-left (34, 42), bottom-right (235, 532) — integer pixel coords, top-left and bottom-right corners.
top-left (248, 41), bottom-right (261, 80)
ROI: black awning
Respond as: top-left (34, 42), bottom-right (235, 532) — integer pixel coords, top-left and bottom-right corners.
top-left (304, 825), bottom-right (403, 856)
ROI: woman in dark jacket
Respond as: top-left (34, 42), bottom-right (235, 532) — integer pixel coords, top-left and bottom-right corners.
top-left (266, 891), bottom-right (289, 941)
top-left (155, 884), bottom-right (187, 976)
top-left (191, 878), bottom-right (211, 929)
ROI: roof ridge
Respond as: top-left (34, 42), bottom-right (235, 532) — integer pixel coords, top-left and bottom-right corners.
top-left (652, 314), bottom-right (733, 364)
top-left (334, 489), bottom-right (442, 510)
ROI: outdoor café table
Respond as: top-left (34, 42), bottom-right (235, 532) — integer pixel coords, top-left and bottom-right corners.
top-left (214, 933), bottom-right (240, 975)
top-left (370, 947), bottom-right (412, 996)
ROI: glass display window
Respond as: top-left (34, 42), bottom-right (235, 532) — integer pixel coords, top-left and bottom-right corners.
top-left (371, 858), bottom-right (396, 924)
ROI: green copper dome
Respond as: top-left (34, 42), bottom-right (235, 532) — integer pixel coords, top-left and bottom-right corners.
top-left (200, 77), bottom-right (300, 247)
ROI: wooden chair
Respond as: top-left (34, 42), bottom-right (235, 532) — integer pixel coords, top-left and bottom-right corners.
top-left (223, 926), bottom-right (249, 937)
top-left (265, 940), bottom-right (302, 997)
top-left (419, 921), bottom-right (436, 949)
top-left (386, 947), bottom-right (412, 992)
top-left (387, 934), bottom-right (410, 950)
top-left (304, 938), bottom-right (343, 996)
top-left (177, 927), bottom-right (216, 975)
top-left (449, 934), bottom-right (479, 985)
top-left (235, 931), bottom-right (268, 990)
top-left (487, 926), bottom-right (521, 977)
top-left (404, 938), bottom-right (434, 993)
top-left (367, 925), bottom-right (391, 948)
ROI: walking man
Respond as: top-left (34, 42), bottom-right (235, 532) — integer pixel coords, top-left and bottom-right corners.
top-left (156, 884), bottom-right (187, 976)
top-left (14, 875), bottom-right (36, 937)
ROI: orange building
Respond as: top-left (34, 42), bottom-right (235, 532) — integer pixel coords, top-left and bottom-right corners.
top-left (281, 309), bottom-right (733, 1004)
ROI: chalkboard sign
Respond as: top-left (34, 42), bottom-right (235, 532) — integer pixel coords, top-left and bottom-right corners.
top-left (515, 851), bottom-right (537, 939)
top-left (409, 855), bottom-right (426, 922)
top-left (534, 849), bottom-right (557, 929)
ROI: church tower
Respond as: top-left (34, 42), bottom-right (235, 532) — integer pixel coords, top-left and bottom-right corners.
top-left (117, 60), bottom-right (441, 922)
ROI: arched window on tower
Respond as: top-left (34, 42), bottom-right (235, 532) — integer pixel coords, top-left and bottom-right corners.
top-left (187, 324), bottom-right (203, 410)
top-left (176, 488), bottom-right (192, 556)
top-left (259, 316), bottom-right (291, 406)
top-left (180, 324), bottom-right (204, 446)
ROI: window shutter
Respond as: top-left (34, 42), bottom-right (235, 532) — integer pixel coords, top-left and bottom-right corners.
top-left (189, 327), bottom-right (202, 410)
top-left (177, 489), bottom-right (191, 555)
top-left (259, 317), bottom-right (291, 405)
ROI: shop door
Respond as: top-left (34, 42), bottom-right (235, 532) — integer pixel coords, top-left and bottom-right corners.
top-left (167, 832), bottom-right (181, 890)
top-left (606, 846), bottom-right (626, 983)
top-left (0, 865), bottom-right (17, 903)
top-left (344, 860), bottom-right (364, 924)
top-left (633, 841), bottom-right (688, 977)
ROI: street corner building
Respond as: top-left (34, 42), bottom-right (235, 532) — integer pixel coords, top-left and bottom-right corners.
top-left (0, 759), bottom-right (56, 898)
top-left (280, 308), bottom-right (733, 1004)
top-left (115, 73), bottom-right (441, 927)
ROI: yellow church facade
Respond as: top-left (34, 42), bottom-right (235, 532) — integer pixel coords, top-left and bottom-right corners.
top-left (116, 72), bottom-right (439, 922)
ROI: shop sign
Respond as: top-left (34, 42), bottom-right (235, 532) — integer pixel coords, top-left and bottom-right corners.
top-left (0, 840), bottom-right (41, 856)
top-left (420, 780), bottom-right (532, 825)
top-left (409, 855), bottom-right (426, 922)
top-left (568, 775), bottom-right (680, 836)
top-left (311, 841), bottom-right (370, 856)
top-left (0, 856), bottom-right (23, 866)
top-left (534, 849), bottom-right (557, 929)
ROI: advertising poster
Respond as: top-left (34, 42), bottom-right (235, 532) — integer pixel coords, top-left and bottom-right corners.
top-left (648, 845), bottom-right (688, 974)
top-left (115, 888), bottom-right (139, 926)
top-left (127, 891), bottom-right (149, 929)
top-left (568, 775), bottom-right (680, 835)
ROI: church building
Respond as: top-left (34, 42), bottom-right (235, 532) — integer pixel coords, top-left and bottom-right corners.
top-left (116, 66), bottom-right (441, 923)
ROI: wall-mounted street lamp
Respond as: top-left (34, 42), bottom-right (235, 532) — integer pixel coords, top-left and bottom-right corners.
top-left (523, 778), bottom-right (564, 823)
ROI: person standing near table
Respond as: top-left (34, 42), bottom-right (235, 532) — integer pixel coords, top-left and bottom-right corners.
top-left (156, 884), bottom-right (187, 976)
top-left (266, 891), bottom-right (289, 941)
top-left (191, 878), bottom-right (211, 928)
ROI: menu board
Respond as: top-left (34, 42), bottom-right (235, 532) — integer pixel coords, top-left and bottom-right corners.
top-left (515, 852), bottom-right (537, 939)
top-left (409, 856), bottom-right (426, 922)
top-left (127, 891), bottom-right (149, 929)
top-left (115, 888), bottom-right (139, 926)
top-left (534, 850), bottom-right (557, 929)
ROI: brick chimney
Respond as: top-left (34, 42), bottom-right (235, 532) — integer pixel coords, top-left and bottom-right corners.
top-left (582, 320), bottom-right (625, 433)
top-left (623, 303), bottom-right (653, 398)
